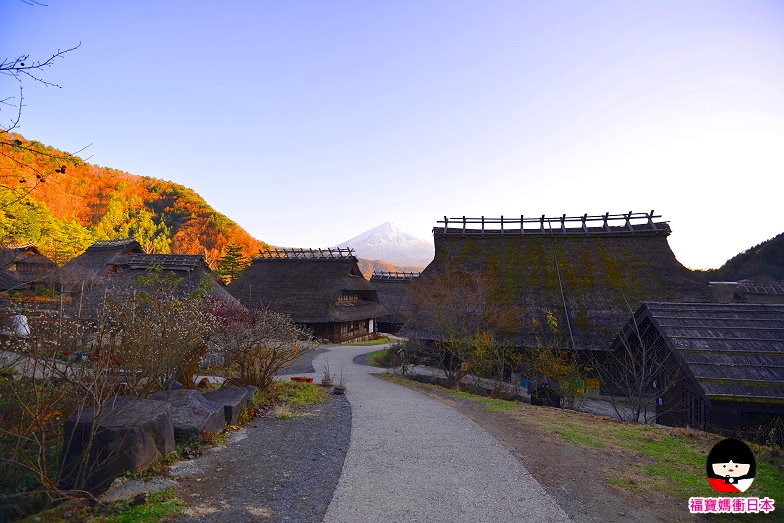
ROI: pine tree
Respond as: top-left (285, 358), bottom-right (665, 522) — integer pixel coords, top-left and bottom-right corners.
top-left (215, 244), bottom-right (249, 284)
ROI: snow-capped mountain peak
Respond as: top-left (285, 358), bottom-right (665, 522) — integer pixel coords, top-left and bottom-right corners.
top-left (334, 222), bottom-right (433, 268)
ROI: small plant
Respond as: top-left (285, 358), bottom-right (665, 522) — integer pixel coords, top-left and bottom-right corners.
top-left (320, 360), bottom-right (333, 386)
top-left (332, 363), bottom-right (348, 394)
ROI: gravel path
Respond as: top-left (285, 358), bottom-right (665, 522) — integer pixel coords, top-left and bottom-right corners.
top-left (173, 395), bottom-right (351, 522)
top-left (315, 344), bottom-right (569, 522)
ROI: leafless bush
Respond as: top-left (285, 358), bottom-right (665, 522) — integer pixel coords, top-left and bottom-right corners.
top-left (216, 308), bottom-right (314, 390)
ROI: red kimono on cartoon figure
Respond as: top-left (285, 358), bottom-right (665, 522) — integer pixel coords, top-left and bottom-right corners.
top-left (706, 438), bottom-right (756, 493)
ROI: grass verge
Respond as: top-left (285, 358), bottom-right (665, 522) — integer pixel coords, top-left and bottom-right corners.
top-left (271, 381), bottom-right (330, 407)
top-left (379, 372), bottom-right (784, 507)
top-left (344, 337), bottom-right (390, 346)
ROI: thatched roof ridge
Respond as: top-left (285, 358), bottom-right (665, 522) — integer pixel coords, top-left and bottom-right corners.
top-left (370, 271), bottom-right (420, 280)
top-left (403, 213), bottom-right (710, 350)
top-left (88, 238), bottom-right (141, 250)
top-left (125, 253), bottom-right (205, 271)
top-left (620, 302), bottom-right (784, 401)
top-left (227, 256), bottom-right (387, 323)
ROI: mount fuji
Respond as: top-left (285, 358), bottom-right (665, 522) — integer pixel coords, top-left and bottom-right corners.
top-left (334, 222), bottom-right (434, 269)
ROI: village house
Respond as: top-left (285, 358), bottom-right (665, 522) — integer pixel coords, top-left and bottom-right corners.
top-left (227, 248), bottom-right (387, 342)
top-left (402, 212), bottom-right (711, 354)
top-left (0, 244), bottom-right (58, 293)
top-left (610, 301), bottom-right (784, 432)
top-left (59, 238), bottom-right (236, 319)
top-left (369, 271), bottom-right (419, 334)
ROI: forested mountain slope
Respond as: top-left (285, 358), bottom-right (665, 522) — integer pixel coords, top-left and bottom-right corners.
top-left (0, 134), bottom-right (268, 264)
top-left (701, 232), bottom-right (784, 283)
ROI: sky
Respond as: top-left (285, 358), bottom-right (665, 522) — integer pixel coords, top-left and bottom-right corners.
top-left (2, 0), bottom-right (783, 269)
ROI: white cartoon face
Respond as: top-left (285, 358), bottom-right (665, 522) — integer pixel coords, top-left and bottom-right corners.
top-left (711, 460), bottom-right (751, 478)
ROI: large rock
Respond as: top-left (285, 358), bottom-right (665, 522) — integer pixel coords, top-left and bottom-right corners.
top-left (60, 396), bottom-right (174, 493)
top-left (203, 386), bottom-right (250, 425)
top-left (149, 389), bottom-right (225, 443)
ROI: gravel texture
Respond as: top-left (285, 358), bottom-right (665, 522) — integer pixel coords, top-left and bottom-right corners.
top-left (174, 394), bottom-right (351, 522)
top-left (315, 344), bottom-right (569, 522)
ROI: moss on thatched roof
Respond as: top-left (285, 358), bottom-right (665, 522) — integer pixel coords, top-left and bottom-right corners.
top-left (403, 214), bottom-right (710, 350)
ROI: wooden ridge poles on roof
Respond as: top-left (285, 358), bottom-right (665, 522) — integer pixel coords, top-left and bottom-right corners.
top-left (435, 210), bottom-right (664, 235)
top-left (370, 271), bottom-right (421, 280)
top-left (256, 247), bottom-right (356, 260)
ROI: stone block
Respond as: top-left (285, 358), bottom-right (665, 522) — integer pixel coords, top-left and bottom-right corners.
top-left (60, 396), bottom-right (174, 493)
top-left (149, 389), bottom-right (225, 442)
top-left (203, 386), bottom-right (250, 425)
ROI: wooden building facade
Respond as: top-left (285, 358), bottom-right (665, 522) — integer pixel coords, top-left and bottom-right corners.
top-left (227, 248), bottom-right (388, 343)
top-left (611, 302), bottom-right (784, 432)
top-left (0, 244), bottom-right (58, 292)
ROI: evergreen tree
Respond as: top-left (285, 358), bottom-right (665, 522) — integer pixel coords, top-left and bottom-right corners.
top-left (215, 244), bottom-right (249, 284)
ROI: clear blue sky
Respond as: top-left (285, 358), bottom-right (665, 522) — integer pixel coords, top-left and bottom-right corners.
top-left (2, 1), bottom-right (783, 269)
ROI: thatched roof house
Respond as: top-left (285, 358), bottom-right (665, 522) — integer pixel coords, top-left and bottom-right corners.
top-left (60, 239), bottom-right (236, 319)
top-left (403, 212), bottom-right (710, 351)
top-left (0, 244), bottom-right (57, 292)
top-left (369, 271), bottom-right (419, 333)
top-left (611, 302), bottom-right (784, 432)
top-left (227, 248), bottom-right (387, 342)
top-left (59, 238), bottom-right (144, 289)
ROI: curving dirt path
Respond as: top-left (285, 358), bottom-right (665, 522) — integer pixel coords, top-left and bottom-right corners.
top-left (315, 344), bottom-right (569, 522)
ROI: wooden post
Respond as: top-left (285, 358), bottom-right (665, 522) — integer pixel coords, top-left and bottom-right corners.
top-left (520, 215), bottom-right (524, 235)
top-left (481, 216), bottom-right (485, 234)
top-left (560, 214), bottom-right (566, 233)
top-left (540, 215), bottom-right (545, 233)
top-left (500, 215), bottom-right (504, 234)
top-left (581, 213), bottom-right (588, 233)
top-left (603, 212), bottom-right (610, 231)
top-left (626, 211), bottom-right (633, 230)
top-left (648, 209), bottom-right (658, 230)
top-left (462, 216), bottom-right (466, 235)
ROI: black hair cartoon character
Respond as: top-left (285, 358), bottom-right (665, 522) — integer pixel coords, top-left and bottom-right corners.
top-left (706, 438), bottom-right (756, 493)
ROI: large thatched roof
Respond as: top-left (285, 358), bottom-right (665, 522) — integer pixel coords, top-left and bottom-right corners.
top-left (0, 244), bottom-right (58, 291)
top-left (60, 239), bottom-right (237, 319)
top-left (614, 302), bottom-right (784, 402)
top-left (228, 249), bottom-right (387, 324)
top-left (402, 212), bottom-right (711, 351)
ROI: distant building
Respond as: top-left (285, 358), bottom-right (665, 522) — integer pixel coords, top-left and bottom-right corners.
top-left (610, 302), bottom-right (784, 432)
top-left (710, 281), bottom-right (784, 305)
top-left (227, 248), bottom-right (387, 343)
top-left (402, 212), bottom-right (710, 352)
top-left (59, 238), bottom-right (236, 318)
top-left (0, 244), bottom-right (57, 292)
top-left (369, 271), bottom-right (419, 334)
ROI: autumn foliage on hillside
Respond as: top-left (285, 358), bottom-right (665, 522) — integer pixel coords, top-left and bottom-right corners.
top-left (0, 134), bottom-right (269, 265)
